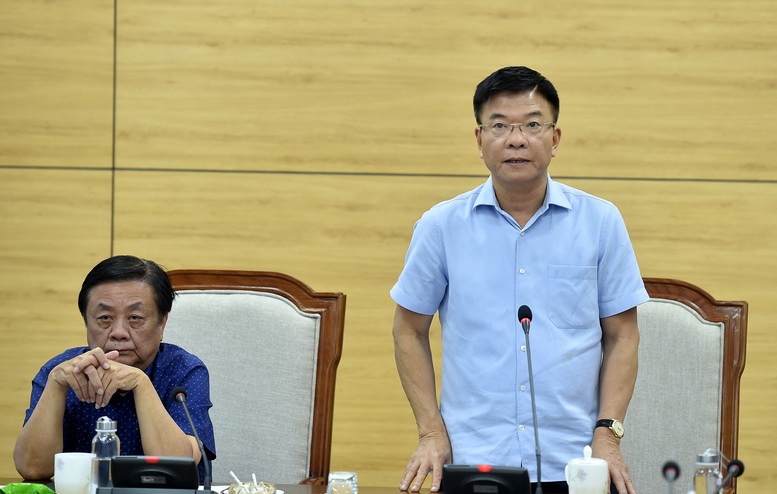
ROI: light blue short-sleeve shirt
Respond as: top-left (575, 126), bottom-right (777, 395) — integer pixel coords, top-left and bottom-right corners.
top-left (390, 175), bottom-right (648, 482)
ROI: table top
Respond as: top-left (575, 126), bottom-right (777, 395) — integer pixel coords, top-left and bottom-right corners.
top-left (0, 480), bottom-right (404, 494)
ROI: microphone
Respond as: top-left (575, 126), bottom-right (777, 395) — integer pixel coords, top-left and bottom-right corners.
top-left (173, 386), bottom-right (214, 493)
top-left (518, 305), bottom-right (542, 494)
top-left (719, 458), bottom-right (744, 492)
top-left (519, 305), bottom-right (532, 335)
top-left (661, 460), bottom-right (680, 494)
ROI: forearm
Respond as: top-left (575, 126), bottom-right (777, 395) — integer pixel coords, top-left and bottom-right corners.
top-left (598, 324), bottom-right (639, 421)
top-left (591, 308), bottom-right (641, 493)
top-left (393, 305), bottom-right (451, 492)
top-left (14, 378), bottom-right (68, 479)
top-left (133, 377), bottom-right (201, 462)
top-left (393, 309), bottom-right (445, 437)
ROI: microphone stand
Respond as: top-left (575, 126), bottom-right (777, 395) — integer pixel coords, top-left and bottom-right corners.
top-left (521, 316), bottom-right (542, 494)
top-left (174, 387), bottom-right (214, 494)
top-left (718, 459), bottom-right (744, 493)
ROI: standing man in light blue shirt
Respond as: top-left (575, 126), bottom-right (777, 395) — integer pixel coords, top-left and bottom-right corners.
top-left (391, 66), bottom-right (648, 494)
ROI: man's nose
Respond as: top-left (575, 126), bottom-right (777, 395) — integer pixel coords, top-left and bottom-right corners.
top-left (505, 126), bottom-right (528, 146)
top-left (109, 320), bottom-right (131, 339)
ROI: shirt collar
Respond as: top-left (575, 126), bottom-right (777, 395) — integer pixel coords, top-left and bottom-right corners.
top-left (545, 175), bottom-right (572, 211)
top-left (474, 174), bottom-right (572, 212)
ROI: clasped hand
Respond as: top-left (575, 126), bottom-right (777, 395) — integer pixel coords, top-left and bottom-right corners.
top-left (51, 348), bottom-right (143, 409)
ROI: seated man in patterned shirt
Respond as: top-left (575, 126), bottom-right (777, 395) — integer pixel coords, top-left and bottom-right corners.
top-left (14, 255), bottom-right (215, 482)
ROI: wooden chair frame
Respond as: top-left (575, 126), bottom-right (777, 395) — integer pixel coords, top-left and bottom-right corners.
top-left (166, 269), bottom-right (346, 485)
top-left (642, 278), bottom-right (747, 493)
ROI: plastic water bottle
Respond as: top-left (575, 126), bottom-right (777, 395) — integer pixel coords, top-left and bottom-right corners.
top-left (693, 449), bottom-right (721, 494)
top-left (90, 416), bottom-right (120, 494)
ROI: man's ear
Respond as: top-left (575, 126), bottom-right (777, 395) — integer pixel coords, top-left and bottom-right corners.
top-left (551, 126), bottom-right (562, 158)
top-left (475, 127), bottom-right (484, 159)
top-left (159, 313), bottom-right (169, 339)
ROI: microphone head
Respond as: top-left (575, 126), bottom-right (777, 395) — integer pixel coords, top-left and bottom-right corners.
top-left (172, 386), bottom-right (188, 402)
top-left (727, 459), bottom-right (744, 477)
top-left (518, 305), bottom-right (532, 323)
top-left (662, 460), bottom-right (680, 481)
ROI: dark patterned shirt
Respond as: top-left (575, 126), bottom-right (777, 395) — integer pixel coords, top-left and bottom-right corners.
top-left (24, 343), bottom-right (216, 482)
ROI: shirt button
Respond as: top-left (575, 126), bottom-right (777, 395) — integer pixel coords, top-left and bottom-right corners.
top-left (519, 425), bottom-right (525, 431)
top-left (519, 268), bottom-right (526, 274)
top-left (520, 385), bottom-right (526, 391)
top-left (520, 231), bottom-right (525, 236)
top-left (521, 345), bottom-right (526, 352)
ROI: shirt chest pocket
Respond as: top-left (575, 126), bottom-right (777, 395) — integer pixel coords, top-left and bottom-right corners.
top-left (548, 265), bottom-right (598, 329)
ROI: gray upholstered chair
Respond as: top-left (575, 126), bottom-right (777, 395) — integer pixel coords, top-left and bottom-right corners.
top-left (622, 278), bottom-right (747, 494)
top-left (163, 270), bottom-right (346, 485)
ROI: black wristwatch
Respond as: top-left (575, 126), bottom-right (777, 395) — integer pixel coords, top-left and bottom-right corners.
top-left (595, 418), bottom-right (625, 438)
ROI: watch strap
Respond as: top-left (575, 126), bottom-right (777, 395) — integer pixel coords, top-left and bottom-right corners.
top-left (595, 419), bottom-right (614, 429)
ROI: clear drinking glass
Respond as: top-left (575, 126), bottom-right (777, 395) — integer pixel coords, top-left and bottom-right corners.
top-left (326, 472), bottom-right (358, 494)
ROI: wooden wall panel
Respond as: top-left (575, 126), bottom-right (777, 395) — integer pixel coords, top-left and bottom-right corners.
top-left (0, 0), bottom-right (114, 168)
top-left (115, 0), bottom-right (777, 181)
top-left (0, 169), bottom-right (113, 476)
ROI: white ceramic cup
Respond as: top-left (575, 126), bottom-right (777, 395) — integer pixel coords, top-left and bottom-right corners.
top-left (54, 452), bottom-right (95, 494)
top-left (565, 445), bottom-right (609, 494)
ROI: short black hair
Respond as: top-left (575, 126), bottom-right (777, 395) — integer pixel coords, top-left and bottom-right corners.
top-left (77, 255), bottom-right (176, 322)
top-left (473, 66), bottom-right (560, 124)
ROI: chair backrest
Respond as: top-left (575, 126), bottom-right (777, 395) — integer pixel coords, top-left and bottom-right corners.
top-left (163, 270), bottom-right (346, 485)
top-left (623, 278), bottom-right (747, 494)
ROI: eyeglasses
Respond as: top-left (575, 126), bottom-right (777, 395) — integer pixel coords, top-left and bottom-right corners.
top-left (478, 120), bottom-right (556, 138)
